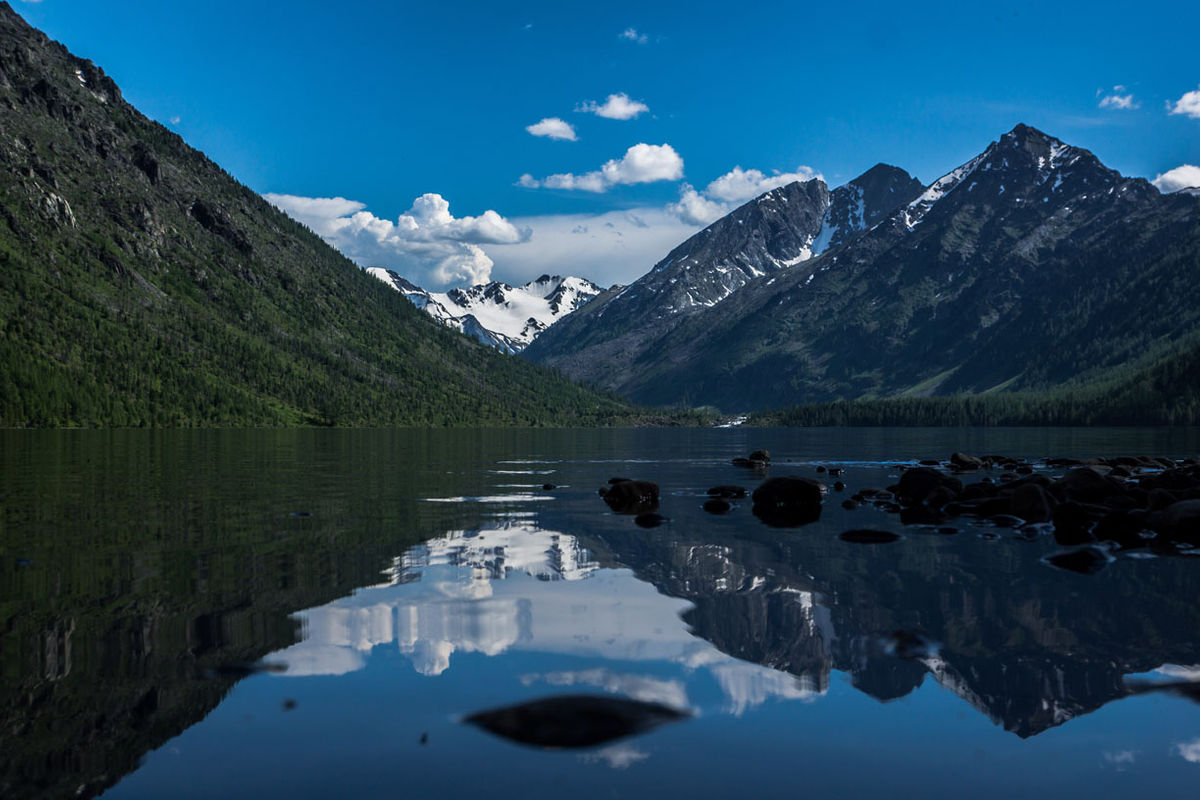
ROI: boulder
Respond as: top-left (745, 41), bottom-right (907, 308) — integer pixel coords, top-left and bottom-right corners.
top-left (602, 480), bottom-right (659, 514)
top-left (895, 468), bottom-right (962, 506)
top-left (752, 476), bottom-right (823, 527)
top-left (1009, 484), bottom-right (1055, 523)
top-left (1045, 547), bottom-right (1111, 575)
top-left (950, 452), bottom-right (984, 470)
top-left (634, 512), bottom-right (668, 528)
top-left (749, 449), bottom-right (771, 463)
top-left (1148, 499), bottom-right (1200, 542)
top-left (1060, 468), bottom-right (1120, 503)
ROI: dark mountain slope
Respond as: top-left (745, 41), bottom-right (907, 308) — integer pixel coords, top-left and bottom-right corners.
top-left (523, 165), bottom-right (924, 390)
top-left (0, 3), bottom-right (630, 427)
top-left (535, 124), bottom-right (1200, 411)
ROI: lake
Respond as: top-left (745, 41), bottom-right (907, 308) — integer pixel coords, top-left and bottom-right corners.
top-left (2, 427), bottom-right (1199, 799)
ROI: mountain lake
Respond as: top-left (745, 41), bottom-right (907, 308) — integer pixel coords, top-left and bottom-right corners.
top-left (2, 427), bottom-right (1199, 799)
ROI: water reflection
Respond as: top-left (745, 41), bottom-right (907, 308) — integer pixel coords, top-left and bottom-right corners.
top-left (273, 522), bottom-right (822, 717)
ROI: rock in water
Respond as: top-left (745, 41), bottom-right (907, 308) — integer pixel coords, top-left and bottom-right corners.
top-left (602, 480), bottom-right (660, 514)
top-left (752, 476), bottom-right (823, 527)
top-left (463, 695), bottom-right (689, 749)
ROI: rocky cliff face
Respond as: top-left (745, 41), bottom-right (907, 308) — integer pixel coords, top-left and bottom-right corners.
top-left (523, 165), bottom-right (923, 393)
top-left (527, 125), bottom-right (1200, 411)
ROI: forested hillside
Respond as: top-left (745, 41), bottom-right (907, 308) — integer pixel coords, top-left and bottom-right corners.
top-left (0, 3), bottom-right (635, 427)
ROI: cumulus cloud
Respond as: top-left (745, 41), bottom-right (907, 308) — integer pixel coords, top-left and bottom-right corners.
top-left (578, 92), bottom-right (650, 120)
top-left (619, 28), bottom-right (648, 44)
top-left (668, 184), bottom-right (729, 226)
top-left (1169, 87), bottom-right (1200, 119)
top-left (705, 165), bottom-right (821, 202)
top-left (1098, 86), bottom-right (1139, 110)
top-left (264, 192), bottom-right (529, 287)
top-left (667, 164), bottom-right (823, 225)
top-left (526, 117), bottom-right (577, 141)
top-left (518, 142), bottom-right (683, 193)
top-left (1152, 164), bottom-right (1200, 193)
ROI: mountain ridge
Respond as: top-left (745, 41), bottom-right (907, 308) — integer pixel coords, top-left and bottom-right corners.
top-left (526, 123), bottom-right (1200, 412)
top-left (367, 269), bottom-right (603, 353)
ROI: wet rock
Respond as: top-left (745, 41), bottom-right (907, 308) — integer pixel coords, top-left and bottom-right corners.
top-left (833, 481), bottom-right (846, 492)
top-left (1010, 484), bottom-right (1055, 523)
top-left (919, 459), bottom-right (941, 466)
top-left (634, 512), bottom-right (669, 528)
top-left (1092, 511), bottom-right (1148, 549)
top-left (840, 529), bottom-right (901, 544)
top-left (707, 485), bottom-right (747, 499)
top-left (541, 483), bottom-right (556, 491)
top-left (959, 482), bottom-right (999, 502)
top-left (1061, 467), bottom-right (1120, 503)
top-left (749, 449), bottom-right (771, 463)
top-left (895, 468), bottom-right (962, 506)
top-left (603, 480), bottom-right (660, 514)
top-left (463, 695), bottom-right (689, 749)
top-left (703, 498), bottom-right (732, 515)
top-left (816, 465), bottom-right (827, 473)
top-left (828, 468), bottom-right (845, 477)
top-left (1148, 499), bottom-right (1200, 543)
top-left (841, 499), bottom-right (858, 510)
top-left (950, 452), bottom-right (984, 470)
top-left (1044, 547), bottom-right (1112, 575)
top-left (752, 476), bottom-right (824, 527)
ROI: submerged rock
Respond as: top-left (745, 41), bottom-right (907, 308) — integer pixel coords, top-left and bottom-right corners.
top-left (703, 498), bottom-right (732, 514)
top-left (634, 512), bottom-right (669, 528)
top-left (463, 694), bottom-right (689, 749)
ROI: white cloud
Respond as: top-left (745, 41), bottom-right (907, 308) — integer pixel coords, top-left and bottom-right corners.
top-left (1103, 750), bottom-right (1137, 770)
top-left (1098, 89), bottom-right (1139, 110)
top-left (619, 28), bottom-right (648, 44)
top-left (667, 164), bottom-right (823, 225)
top-left (264, 192), bottom-right (529, 288)
top-left (705, 165), bottom-right (821, 203)
top-left (668, 184), bottom-right (728, 226)
top-left (519, 142), bottom-right (683, 193)
top-left (525, 117), bottom-right (577, 141)
top-left (1174, 738), bottom-right (1200, 763)
top-left (578, 92), bottom-right (650, 120)
top-left (1170, 87), bottom-right (1200, 119)
top-left (1152, 164), bottom-right (1200, 193)
top-left (490, 206), bottom-right (703, 286)
top-left (169, 115), bottom-right (182, 125)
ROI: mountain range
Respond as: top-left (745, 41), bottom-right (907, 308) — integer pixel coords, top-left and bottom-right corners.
top-left (367, 269), bottom-right (603, 353)
top-left (525, 125), bottom-right (1200, 413)
top-left (0, 3), bottom-right (634, 427)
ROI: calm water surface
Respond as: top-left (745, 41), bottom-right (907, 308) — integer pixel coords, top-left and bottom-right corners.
top-left (2, 427), bottom-right (1199, 799)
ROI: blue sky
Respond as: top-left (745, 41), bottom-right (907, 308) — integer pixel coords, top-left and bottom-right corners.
top-left (14, 0), bottom-right (1200, 287)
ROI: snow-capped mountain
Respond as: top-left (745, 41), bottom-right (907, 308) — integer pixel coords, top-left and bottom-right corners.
top-left (522, 164), bottom-right (923, 376)
top-left (368, 270), bottom-right (604, 353)
top-left (526, 124), bottom-right (1200, 410)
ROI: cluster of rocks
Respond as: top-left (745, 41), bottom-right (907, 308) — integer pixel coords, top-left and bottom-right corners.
top-left (844, 453), bottom-right (1200, 557)
top-left (597, 450), bottom-right (1200, 567)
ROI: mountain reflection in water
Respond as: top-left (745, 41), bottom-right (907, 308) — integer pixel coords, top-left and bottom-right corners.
top-left (4, 428), bottom-right (1200, 799)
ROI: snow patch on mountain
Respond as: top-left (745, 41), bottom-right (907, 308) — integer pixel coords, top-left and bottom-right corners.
top-left (368, 268), bottom-right (603, 353)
